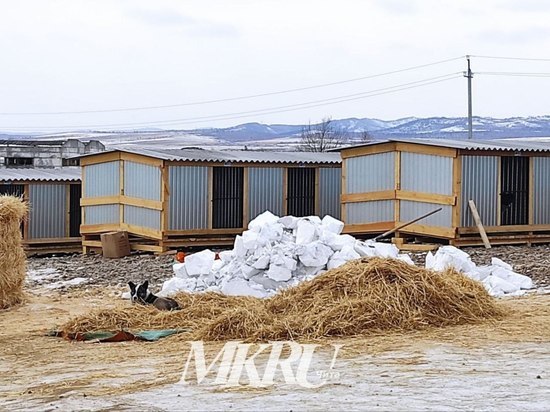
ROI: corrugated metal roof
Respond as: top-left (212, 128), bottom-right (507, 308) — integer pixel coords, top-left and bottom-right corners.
top-left (80, 147), bottom-right (341, 164)
top-left (339, 137), bottom-right (550, 153)
top-left (0, 167), bottom-right (81, 182)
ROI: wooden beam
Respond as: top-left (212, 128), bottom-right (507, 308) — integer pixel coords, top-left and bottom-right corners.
top-left (81, 195), bottom-right (120, 206)
top-left (161, 164), bottom-right (169, 232)
top-left (398, 222), bottom-right (456, 239)
top-left (282, 167), bottom-right (288, 216)
top-left (23, 183), bottom-right (29, 241)
top-left (341, 157), bottom-right (347, 223)
top-left (395, 142), bottom-right (457, 158)
top-left (80, 151), bottom-right (121, 166)
top-left (243, 167), bottom-right (250, 226)
top-left (166, 228), bottom-right (243, 236)
top-left (529, 157), bottom-right (534, 225)
top-left (340, 142), bottom-right (396, 159)
top-left (396, 190), bottom-right (456, 206)
top-left (120, 152), bottom-right (164, 167)
top-left (121, 223), bottom-right (163, 240)
top-left (120, 195), bottom-right (163, 211)
top-left (458, 224), bottom-right (550, 234)
top-left (341, 190), bottom-right (395, 203)
top-left (496, 156), bottom-right (502, 226)
top-left (452, 155), bottom-right (462, 228)
top-left (130, 244), bottom-right (165, 253)
top-left (343, 221), bottom-right (394, 234)
top-left (468, 200), bottom-right (491, 249)
top-left (25, 237), bottom-right (82, 245)
top-left (394, 150), bottom-right (401, 224)
top-left (314, 167), bottom-right (320, 216)
top-left (119, 159), bottom-right (125, 225)
top-left (80, 223), bottom-right (120, 233)
top-left (65, 184), bottom-right (70, 238)
top-left (207, 166), bottom-right (213, 229)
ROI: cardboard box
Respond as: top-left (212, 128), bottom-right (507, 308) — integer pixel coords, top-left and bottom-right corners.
top-left (100, 231), bottom-right (131, 258)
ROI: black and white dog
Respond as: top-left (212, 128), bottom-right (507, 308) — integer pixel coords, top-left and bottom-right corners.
top-left (128, 280), bottom-right (180, 311)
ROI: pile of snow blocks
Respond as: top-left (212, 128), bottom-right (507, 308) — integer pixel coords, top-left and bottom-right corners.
top-left (161, 211), bottom-right (409, 298)
top-left (160, 211), bottom-right (533, 299)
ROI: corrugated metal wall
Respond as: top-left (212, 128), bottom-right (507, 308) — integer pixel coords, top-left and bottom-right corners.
top-left (401, 152), bottom-right (453, 195)
top-left (345, 152), bottom-right (395, 193)
top-left (346, 200), bottom-right (394, 224)
top-left (248, 167), bottom-right (283, 220)
top-left (319, 167), bottom-right (341, 219)
top-left (400, 200), bottom-right (452, 227)
top-left (533, 157), bottom-right (550, 225)
top-left (124, 205), bottom-right (161, 231)
top-left (84, 204), bottom-right (119, 225)
top-left (168, 166), bottom-right (208, 230)
top-left (461, 156), bottom-right (498, 227)
top-left (28, 184), bottom-right (66, 238)
top-left (84, 161), bottom-right (120, 197)
top-left (124, 161), bottom-right (161, 201)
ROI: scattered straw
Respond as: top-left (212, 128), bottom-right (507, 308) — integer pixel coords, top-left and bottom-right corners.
top-left (61, 258), bottom-right (505, 341)
top-left (0, 195), bottom-right (27, 309)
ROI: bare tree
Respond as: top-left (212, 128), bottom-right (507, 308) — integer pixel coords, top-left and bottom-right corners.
top-left (299, 117), bottom-right (347, 152)
top-left (359, 130), bottom-right (373, 144)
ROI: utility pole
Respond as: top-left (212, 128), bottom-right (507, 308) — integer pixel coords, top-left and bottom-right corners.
top-left (465, 55), bottom-right (473, 139)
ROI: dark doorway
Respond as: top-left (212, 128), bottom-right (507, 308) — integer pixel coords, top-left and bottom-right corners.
top-left (287, 168), bottom-right (315, 217)
top-left (500, 156), bottom-right (529, 225)
top-left (212, 167), bottom-right (244, 229)
top-left (0, 184), bottom-right (24, 197)
top-left (69, 184), bottom-right (82, 237)
top-left (0, 184), bottom-right (25, 235)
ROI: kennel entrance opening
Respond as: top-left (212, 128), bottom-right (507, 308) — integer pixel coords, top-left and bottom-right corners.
top-left (212, 167), bottom-right (244, 229)
top-left (287, 168), bottom-right (315, 217)
top-left (500, 156), bottom-right (529, 226)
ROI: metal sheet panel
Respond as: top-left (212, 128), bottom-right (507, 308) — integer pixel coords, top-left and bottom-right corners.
top-left (346, 200), bottom-right (394, 224)
top-left (124, 161), bottom-right (161, 201)
top-left (124, 205), bottom-right (161, 231)
top-left (460, 156), bottom-right (498, 227)
top-left (533, 157), bottom-right (550, 225)
top-left (248, 167), bottom-right (283, 220)
top-left (401, 152), bottom-right (453, 195)
top-left (84, 161), bottom-right (119, 197)
top-left (345, 152), bottom-right (395, 194)
top-left (28, 184), bottom-right (66, 238)
top-left (319, 167), bottom-right (341, 219)
top-left (400, 200), bottom-right (452, 227)
top-left (84, 204), bottom-right (119, 225)
top-left (168, 166), bottom-right (208, 230)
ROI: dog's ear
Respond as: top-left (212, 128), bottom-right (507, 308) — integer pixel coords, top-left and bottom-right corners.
top-left (128, 282), bottom-right (136, 293)
top-left (142, 280), bottom-right (149, 290)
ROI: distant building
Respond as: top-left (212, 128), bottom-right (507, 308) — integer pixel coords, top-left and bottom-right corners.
top-left (0, 139), bottom-right (105, 168)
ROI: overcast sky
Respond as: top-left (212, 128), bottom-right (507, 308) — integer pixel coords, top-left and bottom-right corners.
top-left (1, 0), bottom-right (550, 131)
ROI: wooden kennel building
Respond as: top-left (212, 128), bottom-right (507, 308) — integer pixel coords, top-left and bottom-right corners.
top-left (79, 148), bottom-right (341, 253)
top-left (339, 138), bottom-right (550, 246)
top-left (0, 167), bottom-right (82, 254)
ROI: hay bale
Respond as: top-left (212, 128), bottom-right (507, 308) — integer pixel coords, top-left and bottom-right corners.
top-left (0, 195), bottom-right (28, 309)
top-left (61, 258), bottom-right (505, 341)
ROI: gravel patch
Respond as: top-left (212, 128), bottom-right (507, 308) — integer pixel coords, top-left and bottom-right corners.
top-left (25, 244), bottom-right (550, 292)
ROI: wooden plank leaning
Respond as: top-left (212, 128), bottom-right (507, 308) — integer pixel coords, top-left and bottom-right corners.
top-left (468, 199), bottom-right (492, 249)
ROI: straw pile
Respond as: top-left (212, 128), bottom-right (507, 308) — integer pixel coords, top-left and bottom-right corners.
top-left (61, 258), bottom-right (505, 341)
top-left (0, 195), bottom-right (28, 309)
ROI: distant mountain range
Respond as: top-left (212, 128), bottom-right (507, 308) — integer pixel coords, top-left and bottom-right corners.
top-left (191, 115), bottom-right (550, 141)
top-left (2, 115), bottom-right (550, 144)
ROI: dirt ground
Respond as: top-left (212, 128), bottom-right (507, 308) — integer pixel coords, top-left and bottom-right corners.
top-left (1, 284), bottom-right (549, 411)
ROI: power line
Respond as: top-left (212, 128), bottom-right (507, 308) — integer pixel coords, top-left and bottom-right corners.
top-left (0, 56), bottom-right (464, 116)
top-left (476, 71), bottom-right (550, 77)
top-left (471, 54), bottom-right (550, 62)
top-left (5, 74), bottom-right (462, 131)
